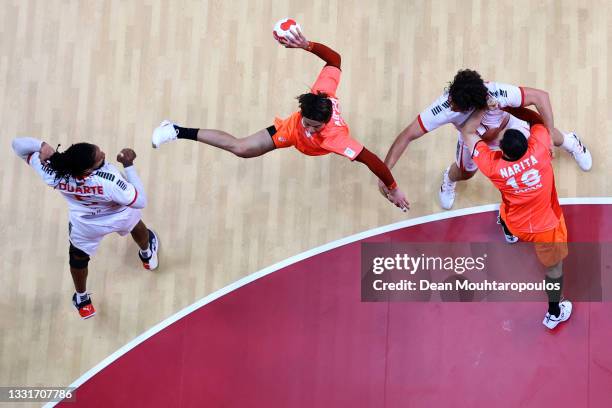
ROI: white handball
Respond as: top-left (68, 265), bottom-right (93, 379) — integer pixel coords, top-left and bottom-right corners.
top-left (272, 18), bottom-right (301, 43)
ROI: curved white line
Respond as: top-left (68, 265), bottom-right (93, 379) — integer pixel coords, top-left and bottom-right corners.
top-left (44, 197), bottom-right (612, 407)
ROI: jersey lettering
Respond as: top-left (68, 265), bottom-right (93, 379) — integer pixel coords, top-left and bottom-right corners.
top-left (57, 182), bottom-right (104, 195)
top-left (499, 155), bottom-right (539, 178)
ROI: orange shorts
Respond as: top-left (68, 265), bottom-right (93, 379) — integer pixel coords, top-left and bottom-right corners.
top-left (514, 215), bottom-right (569, 267)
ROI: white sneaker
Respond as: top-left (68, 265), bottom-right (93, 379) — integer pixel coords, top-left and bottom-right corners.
top-left (497, 214), bottom-right (518, 244)
top-left (438, 167), bottom-right (456, 210)
top-left (543, 299), bottom-right (572, 329)
top-left (565, 132), bottom-right (592, 171)
top-left (151, 120), bottom-right (178, 149)
top-left (138, 229), bottom-right (159, 270)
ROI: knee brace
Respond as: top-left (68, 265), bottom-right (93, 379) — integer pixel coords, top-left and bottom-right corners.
top-left (69, 243), bottom-right (90, 269)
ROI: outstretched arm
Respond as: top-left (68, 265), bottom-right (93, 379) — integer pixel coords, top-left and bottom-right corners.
top-left (355, 147), bottom-right (397, 190)
top-left (375, 118), bottom-right (427, 199)
top-left (355, 147), bottom-right (410, 211)
top-left (278, 29), bottom-right (341, 69)
top-left (383, 119), bottom-right (427, 170)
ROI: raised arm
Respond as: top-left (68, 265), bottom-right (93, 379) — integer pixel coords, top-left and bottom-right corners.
top-left (12, 137), bottom-right (55, 162)
top-left (115, 148), bottom-right (148, 209)
top-left (278, 29), bottom-right (341, 69)
top-left (305, 42), bottom-right (341, 68)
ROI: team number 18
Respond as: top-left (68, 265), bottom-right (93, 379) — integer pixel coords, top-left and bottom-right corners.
top-left (506, 169), bottom-right (541, 190)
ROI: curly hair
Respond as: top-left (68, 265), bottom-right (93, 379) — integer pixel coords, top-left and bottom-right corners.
top-left (47, 143), bottom-right (97, 183)
top-left (447, 69), bottom-right (488, 112)
top-left (297, 91), bottom-right (333, 123)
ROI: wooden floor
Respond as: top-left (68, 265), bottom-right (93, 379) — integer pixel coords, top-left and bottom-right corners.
top-left (0, 0), bottom-right (610, 397)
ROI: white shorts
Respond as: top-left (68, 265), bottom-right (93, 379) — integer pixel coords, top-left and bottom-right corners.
top-left (456, 115), bottom-right (530, 172)
top-left (69, 207), bottom-right (142, 256)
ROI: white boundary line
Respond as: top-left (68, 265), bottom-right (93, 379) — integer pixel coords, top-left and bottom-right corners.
top-left (44, 197), bottom-right (612, 407)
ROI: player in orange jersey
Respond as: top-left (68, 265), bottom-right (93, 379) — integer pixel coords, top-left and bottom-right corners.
top-left (459, 107), bottom-right (571, 329)
top-left (151, 29), bottom-right (409, 211)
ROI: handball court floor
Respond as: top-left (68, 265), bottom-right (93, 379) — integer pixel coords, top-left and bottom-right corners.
top-left (50, 201), bottom-right (612, 408)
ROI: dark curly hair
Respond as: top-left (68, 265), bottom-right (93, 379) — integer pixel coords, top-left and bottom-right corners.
top-left (47, 143), bottom-right (97, 183)
top-left (297, 92), bottom-right (333, 123)
top-left (447, 69), bottom-right (488, 112)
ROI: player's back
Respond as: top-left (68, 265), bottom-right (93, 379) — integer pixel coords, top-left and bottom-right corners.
top-left (474, 124), bottom-right (560, 233)
top-left (418, 81), bottom-right (525, 136)
top-left (29, 153), bottom-right (138, 219)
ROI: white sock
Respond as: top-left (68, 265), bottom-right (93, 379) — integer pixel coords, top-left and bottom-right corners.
top-left (444, 167), bottom-right (456, 185)
top-left (77, 292), bottom-right (88, 303)
top-left (140, 247), bottom-right (152, 258)
top-left (560, 132), bottom-right (576, 152)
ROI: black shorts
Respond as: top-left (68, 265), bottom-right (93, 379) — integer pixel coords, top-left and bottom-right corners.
top-left (266, 125), bottom-right (277, 137)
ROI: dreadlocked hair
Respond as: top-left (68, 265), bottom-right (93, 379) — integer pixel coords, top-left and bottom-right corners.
top-left (47, 143), bottom-right (97, 183)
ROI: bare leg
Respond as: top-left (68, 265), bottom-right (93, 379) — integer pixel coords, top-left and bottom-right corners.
top-left (70, 265), bottom-right (88, 293)
top-left (550, 127), bottom-right (566, 146)
top-left (195, 128), bottom-right (276, 158)
top-left (448, 162), bottom-right (477, 182)
top-left (130, 220), bottom-right (150, 250)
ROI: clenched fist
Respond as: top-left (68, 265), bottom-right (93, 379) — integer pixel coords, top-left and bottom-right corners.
top-left (116, 148), bottom-right (137, 167)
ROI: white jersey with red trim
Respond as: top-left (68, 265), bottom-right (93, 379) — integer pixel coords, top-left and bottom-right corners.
top-left (417, 81), bottom-right (524, 136)
top-left (27, 152), bottom-right (138, 219)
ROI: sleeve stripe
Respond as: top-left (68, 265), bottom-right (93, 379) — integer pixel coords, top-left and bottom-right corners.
top-left (127, 189), bottom-right (138, 207)
top-left (519, 86), bottom-right (525, 106)
top-left (417, 115), bottom-right (428, 133)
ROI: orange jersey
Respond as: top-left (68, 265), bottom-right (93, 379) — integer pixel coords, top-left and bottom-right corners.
top-left (472, 124), bottom-right (563, 233)
top-left (272, 66), bottom-right (364, 160)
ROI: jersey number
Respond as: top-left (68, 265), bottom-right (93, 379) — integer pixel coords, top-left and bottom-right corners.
top-left (506, 169), bottom-right (541, 189)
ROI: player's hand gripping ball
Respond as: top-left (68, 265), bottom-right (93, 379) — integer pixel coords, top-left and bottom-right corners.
top-left (273, 18), bottom-right (301, 43)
